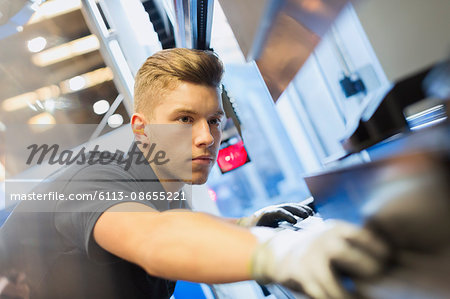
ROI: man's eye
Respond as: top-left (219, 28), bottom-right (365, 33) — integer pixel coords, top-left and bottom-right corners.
top-left (178, 116), bottom-right (193, 123)
top-left (209, 118), bottom-right (222, 126)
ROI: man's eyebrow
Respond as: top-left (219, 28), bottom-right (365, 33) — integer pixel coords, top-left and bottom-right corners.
top-left (172, 109), bottom-right (225, 117)
top-left (173, 108), bottom-right (197, 114)
top-left (172, 109), bottom-right (199, 115)
top-left (214, 110), bottom-right (225, 117)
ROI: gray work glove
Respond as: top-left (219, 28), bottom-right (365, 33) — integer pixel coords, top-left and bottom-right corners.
top-left (237, 201), bottom-right (314, 228)
top-left (250, 221), bottom-right (390, 299)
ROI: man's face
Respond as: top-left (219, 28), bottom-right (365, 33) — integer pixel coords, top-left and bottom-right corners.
top-left (146, 81), bottom-right (224, 184)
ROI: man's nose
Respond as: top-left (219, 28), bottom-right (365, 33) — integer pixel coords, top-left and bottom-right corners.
top-left (194, 120), bottom-right (214, 147)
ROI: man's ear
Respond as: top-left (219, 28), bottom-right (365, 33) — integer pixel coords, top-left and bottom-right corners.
top-left (131, 113), bottom-right (147, 142)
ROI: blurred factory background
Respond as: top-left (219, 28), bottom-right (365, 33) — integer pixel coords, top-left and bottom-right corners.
top-left (0, 0), bottom-right (449, 298)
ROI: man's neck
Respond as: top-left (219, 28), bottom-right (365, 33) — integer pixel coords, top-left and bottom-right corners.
top-left (159, 180), bottom-right (185, 193)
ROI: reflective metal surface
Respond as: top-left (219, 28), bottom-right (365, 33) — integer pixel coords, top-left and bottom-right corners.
top-left (218, 0), bottom-right (349, 101)
top-left (306, 123), bottom-right (450, 250)
top-left (353, 0), bottom-right (450, 83)
top-left (342, 59), bottom-right (450, 153)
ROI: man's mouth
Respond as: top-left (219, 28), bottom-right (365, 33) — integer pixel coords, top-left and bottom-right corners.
top-left (192, 155), bottom-right (214, 165)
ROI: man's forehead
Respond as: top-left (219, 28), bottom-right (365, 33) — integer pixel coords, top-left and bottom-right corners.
top-left (174, 81), bottom-right (221, 94)
top-left (146, 81), bottom-right (223, 113)
top-left (166, 83), bottom-right (222, 100)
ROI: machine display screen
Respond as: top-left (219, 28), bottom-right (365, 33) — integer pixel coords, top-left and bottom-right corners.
top-left (217, 140), bottom-right (250, 173)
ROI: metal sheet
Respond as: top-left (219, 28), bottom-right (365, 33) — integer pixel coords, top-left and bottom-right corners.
top-left (306, 124), bottom-right (450, 251)
top-left (219, 0), bottom-right (349, 101)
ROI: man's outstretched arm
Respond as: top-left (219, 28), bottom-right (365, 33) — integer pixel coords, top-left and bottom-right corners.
top-left (93, 202), bottom-right (258, 283)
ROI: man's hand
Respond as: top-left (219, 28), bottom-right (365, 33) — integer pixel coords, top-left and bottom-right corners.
top-left (237, 201), bottom-right (314, 227)
top-left (250, 221), bottom-right (390, 299)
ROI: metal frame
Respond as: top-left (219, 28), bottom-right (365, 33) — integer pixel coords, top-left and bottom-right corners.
top-left (80, 0), bottom-right (134, 116)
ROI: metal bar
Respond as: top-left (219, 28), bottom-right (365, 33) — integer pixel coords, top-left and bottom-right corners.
top-left (330, 26), bottom-right (353, 76)
top-left (190, 0), bottom-right (197, 48)
top-left (80, 0), bottom-right (134, 115)
top-left (203, 0), bottom-right (214, 49)
top-left (173, 0), bottom-right (186, 47)
top-left (171, 0), bottom-right (214, 49)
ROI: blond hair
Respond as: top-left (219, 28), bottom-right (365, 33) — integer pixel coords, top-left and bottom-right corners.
top-left (134, 48), bottom-right (224, 114)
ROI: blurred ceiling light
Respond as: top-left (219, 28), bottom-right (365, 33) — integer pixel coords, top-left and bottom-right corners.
top-left (27, 36), bottom-right (47, 52)
top-left (31, 35), bottom-right (100, 67)
top-left (300, 0), bottom-right (325, 13)
top-left (1, 85), bottom-right (60, 112)
top-left (2, 68), bottom-right (111, 112)
top-left (28, 0), bottom-right (81, 24)
top-left (60, 67), bottom-right (114, 94)
top-left (107, 114), bottom-right (124, 128)
top-left (28, 112), bottom-right (57, 133)
top-left (2, 92), bottom-right (38, 112)
top-left (68, 76), bottom-right (86, 91)
top-left (28, 112), bottom-right (56, 125)
top-left (16, 26), bottom-right (24, 32)
top-left (93, 99), bottom-right (110, 115)
top-left (36, 85), bottom-right (60, 99)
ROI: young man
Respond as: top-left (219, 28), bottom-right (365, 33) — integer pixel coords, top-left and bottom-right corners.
top-left (0, 48), bottom-right (388, 299)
